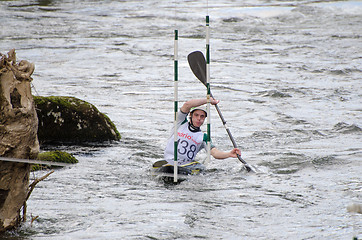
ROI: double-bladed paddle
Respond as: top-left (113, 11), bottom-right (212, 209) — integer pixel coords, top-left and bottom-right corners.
top-left (187, 51), bottom-right (254, 172)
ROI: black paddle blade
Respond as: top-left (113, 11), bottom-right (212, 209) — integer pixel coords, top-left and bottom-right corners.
top-left (187, 51), bottom-right (256, 174)
top-left (187, 51), bottom-right (207, 86)
top-left (244, 164), bottom-right (254, 173)
top-left (152, 160), bottom-right (168, 168)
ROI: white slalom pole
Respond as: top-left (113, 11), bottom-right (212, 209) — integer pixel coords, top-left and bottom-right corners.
top-left (173, 29), bottom-right (178, 182)
top-left (205, 15), bottom-right (211, 165)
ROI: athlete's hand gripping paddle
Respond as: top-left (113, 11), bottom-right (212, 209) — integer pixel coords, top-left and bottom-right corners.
top-left (187, 51), bottom-right (255, 173)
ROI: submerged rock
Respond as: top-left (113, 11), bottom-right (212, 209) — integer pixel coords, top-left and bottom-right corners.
top-left (32, 151), bottom-right (78, 171)
top-left (34, 96), bottom-right (121, 144)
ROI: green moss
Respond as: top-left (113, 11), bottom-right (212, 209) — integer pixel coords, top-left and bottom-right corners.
top-left (101, 112), bottom-right (121, 139)
top-left (34, 95), bottom-right (121, 143)
top-left (33, 96), bottom-right (93, 112)
top-left (32, 150), bottom-right (78, 171)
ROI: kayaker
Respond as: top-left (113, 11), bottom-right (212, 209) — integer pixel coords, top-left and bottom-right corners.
top-left (163, 98), bottom-right (241, 166)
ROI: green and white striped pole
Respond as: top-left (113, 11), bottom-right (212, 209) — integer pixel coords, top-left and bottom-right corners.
top-left (205, 15), bottom-right (211, 165)
top-left (173, 29), bottom-right (178, 182)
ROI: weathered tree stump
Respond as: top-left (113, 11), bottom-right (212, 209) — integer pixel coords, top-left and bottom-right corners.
top-left (0, 49), bottom-right (39, 232)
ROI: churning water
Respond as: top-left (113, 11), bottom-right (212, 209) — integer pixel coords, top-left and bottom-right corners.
top-left (0, 0), bottom-right (361, 239)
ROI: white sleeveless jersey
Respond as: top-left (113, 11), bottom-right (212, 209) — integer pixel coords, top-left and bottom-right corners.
top-left (164, 111), bottom-right (213, 165)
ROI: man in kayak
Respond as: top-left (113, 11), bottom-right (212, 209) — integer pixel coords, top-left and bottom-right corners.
top-left (163, 98), bottom-right (241, 167)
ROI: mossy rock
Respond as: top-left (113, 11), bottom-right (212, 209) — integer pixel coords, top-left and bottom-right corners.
top-left (32, 151), bottom-right (78, 171)
top-left (34, 96), bottom-right (121, 144)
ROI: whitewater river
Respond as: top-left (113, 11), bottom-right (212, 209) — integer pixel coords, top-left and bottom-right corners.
top-left (1, 0), bottom-right (361, 239)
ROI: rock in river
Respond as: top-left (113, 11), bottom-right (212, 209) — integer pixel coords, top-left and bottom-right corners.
top-left (34, 96), bottom-right (121, 144)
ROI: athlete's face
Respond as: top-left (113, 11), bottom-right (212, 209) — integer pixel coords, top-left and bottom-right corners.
top-left (191, 110), bottom-right (206, 127)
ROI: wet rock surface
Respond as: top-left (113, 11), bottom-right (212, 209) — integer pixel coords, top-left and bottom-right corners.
top-left (34, 96), bottom-right (121, 144)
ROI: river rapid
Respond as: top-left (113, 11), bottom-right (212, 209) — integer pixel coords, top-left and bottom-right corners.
top-left (1, 0), bottom-right (361, 239)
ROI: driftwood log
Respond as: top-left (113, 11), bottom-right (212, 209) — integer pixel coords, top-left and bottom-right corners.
top-left (0, 49), bottom-right (39, 232)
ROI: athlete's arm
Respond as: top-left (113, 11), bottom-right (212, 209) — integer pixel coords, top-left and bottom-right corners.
top-left (180, 98), bottom-right (219, 113)
top-left (210, 147), bottom-right (241, 159)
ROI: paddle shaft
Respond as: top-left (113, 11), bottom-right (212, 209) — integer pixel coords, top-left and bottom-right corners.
top-left (210, 92), bottom-right (250, 167)
top-left (187, 51), bottom-right (253, 172)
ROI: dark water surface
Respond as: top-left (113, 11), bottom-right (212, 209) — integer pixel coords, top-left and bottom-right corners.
top-left (1, 0), bottom-right (361, 239)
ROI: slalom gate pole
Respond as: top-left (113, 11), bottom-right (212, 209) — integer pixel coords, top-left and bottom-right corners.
top-left (173, 29), bottom-right (178, 182)
top-left (205, 14), bottom-right (211, 165)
